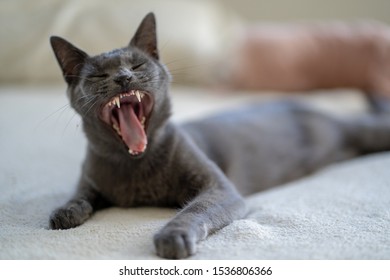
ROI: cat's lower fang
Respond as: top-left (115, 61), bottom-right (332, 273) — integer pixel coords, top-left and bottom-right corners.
top-left (128, 142), bottom-right (147, 155)
top-left (113, 124), bottom-right (121, 135)
top-left (128, 149), bottom-right (140, 155)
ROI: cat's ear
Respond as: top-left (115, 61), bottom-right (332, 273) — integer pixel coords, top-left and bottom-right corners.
top-left (129, 12), bottom-right (159, 60)
top-left (50, 36), bottom-right (89, 84)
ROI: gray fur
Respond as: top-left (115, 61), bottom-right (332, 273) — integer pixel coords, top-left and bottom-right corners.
top-left (49, 13), bottom-right (390, 259)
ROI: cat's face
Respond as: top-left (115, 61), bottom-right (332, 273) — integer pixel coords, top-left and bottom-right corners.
top-left (51, 13), bottom-right (171, 158)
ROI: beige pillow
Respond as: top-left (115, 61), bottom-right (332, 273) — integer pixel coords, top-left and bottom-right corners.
top-left (0, 0), bottom-right (241, 85)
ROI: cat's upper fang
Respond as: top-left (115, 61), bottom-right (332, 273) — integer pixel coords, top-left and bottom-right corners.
top-left (135, 91), bottom-right (141, 102)
top-left (114, 96), bottom-right (120, 108)
top-left (106, 90), bottom-right (145, 109)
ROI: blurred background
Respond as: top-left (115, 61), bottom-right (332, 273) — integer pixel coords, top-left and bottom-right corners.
top-left (219, 0), bottom-right (390, 23)
top-left (1, 0), bottom-right (389, 86)
top-left (2, 0), bottom-right (390, 261)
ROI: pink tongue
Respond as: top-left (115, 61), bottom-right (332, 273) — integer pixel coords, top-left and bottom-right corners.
top-left (116, 104), bottom-right (147, 153)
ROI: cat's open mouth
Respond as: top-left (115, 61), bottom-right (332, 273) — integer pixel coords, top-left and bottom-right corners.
top-left (100, 90), bottom-right (154, 156)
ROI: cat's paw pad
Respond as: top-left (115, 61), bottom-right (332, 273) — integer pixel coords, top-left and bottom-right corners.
top-left (154, 228), bottom-right (197, 259)
top-left (49, 200), bottom-right (92, 230)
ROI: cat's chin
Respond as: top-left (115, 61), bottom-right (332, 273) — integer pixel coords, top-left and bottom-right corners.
top-left (100, 90), bottom-right (154, 157)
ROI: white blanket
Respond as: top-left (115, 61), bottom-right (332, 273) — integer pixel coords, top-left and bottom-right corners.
top-left (1, 86), bottom-right (389, 259)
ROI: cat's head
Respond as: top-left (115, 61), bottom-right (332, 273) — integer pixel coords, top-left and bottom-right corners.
top-left (50, 13), bottom-right (171, 158)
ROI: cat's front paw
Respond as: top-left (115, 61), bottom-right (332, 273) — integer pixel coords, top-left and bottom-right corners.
top-left (154, 227), bottom-right (197, 259)
top-left (49, 200), bottom-right (93, 230)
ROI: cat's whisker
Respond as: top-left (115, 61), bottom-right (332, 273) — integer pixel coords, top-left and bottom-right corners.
top-left (83, 98), bottom-right (101, 117)
top-left (138, 73), bottom-right (166, 84)
top-left (161, 50), bottom-right (204, 66)
top-left (62, 112), bottom-right (80, 136)
top-left (34, 103), bottom-right (72, 131)
top-left (78, 95), bottom-right (98, 109)
top-left (75, 94), bottom-right (96, 103)
top-left (65, 74), bottom-right (101, 83)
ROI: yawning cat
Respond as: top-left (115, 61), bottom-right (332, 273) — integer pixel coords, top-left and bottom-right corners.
top-left (49, 13), bottom-right (390, 259)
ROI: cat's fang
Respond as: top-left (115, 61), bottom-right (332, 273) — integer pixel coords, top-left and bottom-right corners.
top-left (113, 124), bottom-right (121, 135)
top-left (114, 97), bottom-right (120, 108)
top-left (135, 91), bottom-right (141, 102)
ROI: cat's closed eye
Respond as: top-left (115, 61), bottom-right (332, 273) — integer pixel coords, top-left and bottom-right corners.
top-left (88, 73), bottom-right (109, 79)
top-left (131, 62), bottom-right (146, 71)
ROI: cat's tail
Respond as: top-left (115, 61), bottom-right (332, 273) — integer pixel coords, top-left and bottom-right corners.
top-left (365, 93), bottom-right (390, 114)
top-left (345, 94), bottom-right (390, 154)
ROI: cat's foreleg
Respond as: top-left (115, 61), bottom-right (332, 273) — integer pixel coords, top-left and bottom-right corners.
top-left (154, 182), bottom-right (247, 259)
top-left (49, 177), bottom-right (107, 230)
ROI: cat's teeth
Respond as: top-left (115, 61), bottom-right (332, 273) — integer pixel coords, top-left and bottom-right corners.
top-left (141, 116), bottom-right (146, 127)
top-left (114, 96), bottom-right (120, 108)
top-left (128, 145), bottom-right (147, 156)
top-left (113, 124), bottom-right (121, 135)
top-left (106, 91), bottom-right (144, 108)
top-left (135, 91), bottom-right (141, 102)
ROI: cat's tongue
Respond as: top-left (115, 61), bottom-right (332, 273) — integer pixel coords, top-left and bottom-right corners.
top-left (117, 103), bottom-right (147, 154)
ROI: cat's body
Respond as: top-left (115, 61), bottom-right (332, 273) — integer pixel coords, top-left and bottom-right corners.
top-left (184, 102), bottom-right (349, 196)
top-left (49, 13), bottom-right (390, 259)
top-left (184, 100), bottom-right (390, 195)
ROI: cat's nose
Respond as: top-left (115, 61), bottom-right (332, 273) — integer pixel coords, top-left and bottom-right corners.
top-left (114, 70), bottom-right (133, 86)
top-left (114, 74), bottom-right (133, 86)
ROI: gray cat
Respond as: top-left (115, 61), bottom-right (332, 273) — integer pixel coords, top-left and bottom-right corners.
top-left (49, 13), bottom-right (390, 259)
